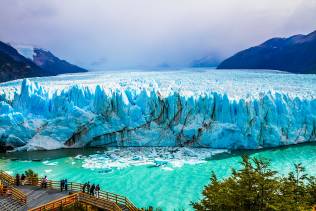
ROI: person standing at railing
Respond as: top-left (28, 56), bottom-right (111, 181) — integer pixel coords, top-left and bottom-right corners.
top-left (95, 184), bottom-right (100, 198)
top-left (41, 176), bottom-right (48, 188)
top-left (82, 182), bottom-right (87, 193)
top-left (60, 179), bottom-right (65, 192)
top-left (21, 174), bottom-right (26, 185)
top-left (64, 179), bottom-right (68, 191)
top-left (15, 174), bottom-right (20, 186)
top-left (86, 182), bottom-right (90, 194)
top-left (41, 177), bottom-right (44, 188)
top-left (90, 184), bottom-right (95, 196)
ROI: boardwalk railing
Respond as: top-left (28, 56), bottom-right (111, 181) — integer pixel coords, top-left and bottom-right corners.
top-left (29, 192), bottom-right (122, 211)
top-left (0, 170), bottom-right (138, 211)
top-left (24, 177), bottom-right (138, 211)
top-left (0, 170), bottom-right (27, 205)
top-left (10, 186), bottom-right (27, 204)
top-left (78, 192), bottom-right (122, 211)
top-left (0, 170), bottom-right (15, 185)
top-left (28, 193), bottom-right (79, 211)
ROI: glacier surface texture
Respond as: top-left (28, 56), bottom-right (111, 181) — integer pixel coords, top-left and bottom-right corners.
top-left (0, 69), bottom-right (315, 150)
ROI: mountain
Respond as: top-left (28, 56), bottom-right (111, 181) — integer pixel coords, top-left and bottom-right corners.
top-left (32, 48), bottom-right (87, 75)
top-left (0, 41), bottom-right (47, 83)
top-left (217, 30), bottom-right (316, 74)
top-left (14, 45), bottom-right (87, 75)
top-left (190, 56), bottom-right (221, 68)
top-left (0, 42), bottom-right (87, 83)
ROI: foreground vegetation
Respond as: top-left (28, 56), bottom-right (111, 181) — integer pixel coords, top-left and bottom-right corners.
top-left (192, 155), bottom-right (316, 211)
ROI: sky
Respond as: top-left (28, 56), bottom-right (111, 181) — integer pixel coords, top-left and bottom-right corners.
top-left (1, 0), bottom-right (316, 70)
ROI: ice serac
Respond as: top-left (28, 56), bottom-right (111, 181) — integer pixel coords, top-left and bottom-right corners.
top-left (0, 70), bottom-right (315, 150)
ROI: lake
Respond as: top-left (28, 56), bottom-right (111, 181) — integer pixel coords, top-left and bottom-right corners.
top-left (1, 144), bottom-right (316, 210)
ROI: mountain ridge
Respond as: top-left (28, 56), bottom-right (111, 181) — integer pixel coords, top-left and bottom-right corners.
top-left (0, 41), bottom-right (47, 82)
top-left (32, 48), bottom-right (87, 75)
top-left (217, 30), bottom-right (316, 74)
top-left (0, 41), bottom-right (87, 83)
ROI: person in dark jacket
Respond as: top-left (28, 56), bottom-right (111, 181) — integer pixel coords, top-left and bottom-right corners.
top-left (82, 183), bottom-right (87, 193)
top-left (20, 174), bottom-right (26, 185)
top-left (15, 174), bottom-right (20, 186)
top-left (86, 182), bottom-right (90, 194)
top-left (90, 184), bottom-right (95, 196)
top-left (60, 179), bottom-right (65, 192)
top-left (64, 179), bottom-right (68, 191)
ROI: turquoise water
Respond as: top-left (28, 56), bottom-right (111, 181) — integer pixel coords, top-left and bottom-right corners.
top-left (1, 144), bottom-right (316, 210)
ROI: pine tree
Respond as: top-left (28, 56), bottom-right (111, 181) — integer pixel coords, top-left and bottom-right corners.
top-left (192, 156), bottom-right (316, 211)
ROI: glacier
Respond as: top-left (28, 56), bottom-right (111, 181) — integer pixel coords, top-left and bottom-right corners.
top-left (0, 69), bottom-right (315, 151)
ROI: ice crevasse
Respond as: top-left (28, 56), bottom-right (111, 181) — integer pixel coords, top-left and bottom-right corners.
top-left (0, 71), bottom-right (315, 151)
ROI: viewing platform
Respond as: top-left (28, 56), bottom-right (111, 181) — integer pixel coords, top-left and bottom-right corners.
top-left (0, 170), bottom-right (138, 211)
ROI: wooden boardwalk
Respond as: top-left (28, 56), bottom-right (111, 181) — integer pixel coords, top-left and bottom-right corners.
top-left (0, 196), bottom-right (26, 211)
top-left (0, 170), bottom-right (138, 211)
top-left (0, 185), bottom-right (69, 211)
top-left (19, 185), bottom-right (70, 209)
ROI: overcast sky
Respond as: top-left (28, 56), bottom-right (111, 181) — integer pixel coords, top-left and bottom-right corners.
top-left (1, 0), bottom-right (316, 70)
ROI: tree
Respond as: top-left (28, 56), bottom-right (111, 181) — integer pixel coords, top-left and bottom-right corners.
top-left (25, 169), bottom-right (39, 185)
top-left (192, 156), bottom-right (316, 211)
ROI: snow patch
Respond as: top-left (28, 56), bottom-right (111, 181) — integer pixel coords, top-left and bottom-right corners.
top-left (11, 44), bottom-right (35, 60)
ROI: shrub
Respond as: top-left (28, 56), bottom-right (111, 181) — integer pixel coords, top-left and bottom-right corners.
top-left (25, 169), bottom-right (39, 185)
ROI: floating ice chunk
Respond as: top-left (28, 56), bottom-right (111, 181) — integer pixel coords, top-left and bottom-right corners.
top-left (170, 160), bottom-right (184, 168)
top-left (161, 166), bottom-right (174, 171)
top-left (43, 161), bottom-right (58, 166)
top-left (44, 169), bottom-right (52, 173)
top-left (154, 158), bottom-right (168, 166)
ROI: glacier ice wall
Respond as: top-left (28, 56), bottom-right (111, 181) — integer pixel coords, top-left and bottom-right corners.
top-left (0, 70), bottom-right (315, 150)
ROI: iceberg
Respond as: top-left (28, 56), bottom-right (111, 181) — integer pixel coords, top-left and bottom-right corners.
top-left (0, 69), bottom-right (315, 150)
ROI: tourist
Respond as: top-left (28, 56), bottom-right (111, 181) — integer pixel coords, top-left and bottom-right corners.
top-left (41, 177), bottom-right (45, 188)
top-left (64, 179), bottom-right (68, 191)
top-left (15, 174), bottom-right (20, 186)
top-left (82, 182), bottom-right (87, 193)
top-left (90, 184), bottom-right (95, 196)
top-left (41, 176), bottom-right (48, 188)
top-left (21, 174), bottom-right (26, 185)
top-left (86, 182), bottom-right (90, 194)
top-left (60, 179), bottom-right (64, 192)
top-left (95, 184), bottom-right (100, 198)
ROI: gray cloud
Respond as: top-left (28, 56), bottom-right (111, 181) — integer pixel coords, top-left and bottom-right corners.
top-left (1, 0), bottom-right (316, 70)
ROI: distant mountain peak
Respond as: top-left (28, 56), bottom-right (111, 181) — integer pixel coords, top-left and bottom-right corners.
top-left (217, 30), bottom-right (316, 74)
top-left (190, 55), bottom-right (221, 68)
top-left (32, 48), bottom-right (87, 75)
top-left (12, 43), bottom-right (87, 75)
top-left (0, 41), bottom-right (45, 82)
top-left (0, 41), bottom-right (87, 83)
